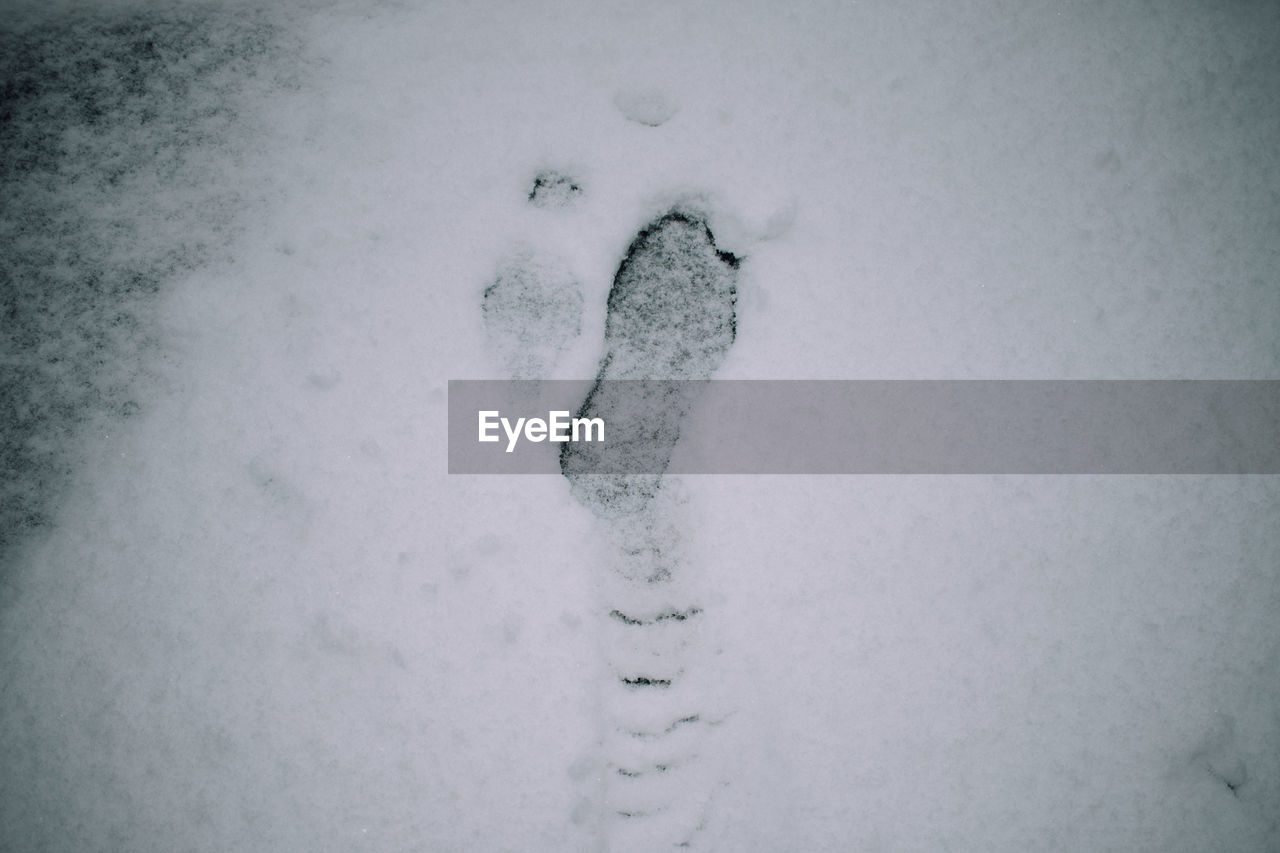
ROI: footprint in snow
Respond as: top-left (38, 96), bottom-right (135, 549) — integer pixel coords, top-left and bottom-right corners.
top-left (482, 172), bottom-right (741, 849)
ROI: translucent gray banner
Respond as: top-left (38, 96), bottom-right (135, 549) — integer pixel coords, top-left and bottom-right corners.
top-left (448, 380), bottom-right (1280, 474)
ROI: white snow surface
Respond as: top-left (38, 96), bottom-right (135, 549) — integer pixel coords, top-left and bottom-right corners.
top-left (2, 1), bottom-right (1279, 851)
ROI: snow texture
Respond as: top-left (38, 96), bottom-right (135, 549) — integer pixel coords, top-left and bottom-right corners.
top-left (0, 3), bottom-right (298, 571)
top-left (2, 1), bottom-right (1279, 852)
top-left (483, 249), bottom-right (583, 380)
top-left (528, 170), bottom-right (585, 209)
top-left (613, 88), bottom-right (680, 128)
top-left (561, 208), bottom-right (739, 517)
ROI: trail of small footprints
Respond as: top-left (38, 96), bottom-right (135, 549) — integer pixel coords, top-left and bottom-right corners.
top-left (486, 169), bottom-right (739, 849)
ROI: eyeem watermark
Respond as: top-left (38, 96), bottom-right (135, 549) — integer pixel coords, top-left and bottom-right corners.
top-left (478, 410), bottom-right (604, 453)
top-left (449, 380), bottom-right (1280, 474)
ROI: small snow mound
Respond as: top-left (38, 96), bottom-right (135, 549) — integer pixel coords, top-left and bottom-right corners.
top-left (613, 88), bottom-right (680, 127)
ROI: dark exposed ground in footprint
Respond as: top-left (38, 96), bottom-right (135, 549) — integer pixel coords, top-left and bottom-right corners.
top-left (0, 7), bottom-right (297, 575)
top-left (560, 210), bottom-right (739, 516)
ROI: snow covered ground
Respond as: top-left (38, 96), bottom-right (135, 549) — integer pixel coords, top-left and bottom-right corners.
top-left (2, 1), bottom-right (1278, 850)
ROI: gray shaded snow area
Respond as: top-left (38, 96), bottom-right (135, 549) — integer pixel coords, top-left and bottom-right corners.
top-left (2, 1), bottom-right (1278, 852)
top-left (1, 2), bottom-right (301, 573)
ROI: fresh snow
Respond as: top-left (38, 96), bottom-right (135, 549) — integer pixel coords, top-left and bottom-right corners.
top-left (2, 1), bottom-right (1278, 851)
